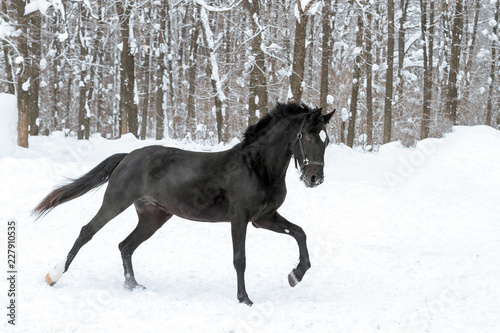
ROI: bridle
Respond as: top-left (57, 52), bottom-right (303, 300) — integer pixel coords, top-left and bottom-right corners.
top-left (293, 115), bottom-right (325, 170)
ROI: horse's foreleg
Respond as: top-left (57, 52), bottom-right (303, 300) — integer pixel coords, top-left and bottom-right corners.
top-left (253, 213), bottom-right (311, 287)
top-left (231, 218), bottom-right (252, 306)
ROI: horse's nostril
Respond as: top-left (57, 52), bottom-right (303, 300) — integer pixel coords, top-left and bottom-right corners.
top-left (310, 175), bottom-right (317, 184)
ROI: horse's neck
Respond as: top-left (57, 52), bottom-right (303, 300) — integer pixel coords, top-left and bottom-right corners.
top-left (244, 126), bottom-right (294, 182)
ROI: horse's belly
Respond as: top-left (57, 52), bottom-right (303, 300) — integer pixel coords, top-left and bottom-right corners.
top-left (151, 191), bottom-right (231, 223)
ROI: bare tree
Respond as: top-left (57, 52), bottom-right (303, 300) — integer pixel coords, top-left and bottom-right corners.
top-left (186, 15), bottom-right (200, 139)
top-left (116, 0), bottom-right (138, 137)
top-left (463, 0), bottom-right (481, 108)
top-left (155, 2), bottom-right (167, 140)
top-left (14, 0), bottom-right (30, 147)
top-left (244, 0), bottom-right (269, 125)
top-left (28, 11), bottom-right (41, 136)
top-left (420, 0), bottom-right (435, 139)
top-left (383, 0), bottom-right (395, 144)
top-left (445, 0), bottom-right (465, 126)
top-left (77, 1), bottom-right (91, 140)
top-left (197, 0), bottom-right (228, 143)
top-left (1, 0), bottom-right (15, 95)
top-left (289, 0), bottom-right (318, 103)
top-left (347, 9), bottom-right (363, 148)
top-left (486, 0), bottom-right (499, 126)
top-left (364, 2), bottom-right (374, 147)
top-left (319, 0), bottom-right (335, 111)
top-left (396, 0), bottom-right (409, 102)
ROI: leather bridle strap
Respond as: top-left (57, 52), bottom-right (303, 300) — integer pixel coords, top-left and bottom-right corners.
top-left (294, 115), bottom-right (325, 170)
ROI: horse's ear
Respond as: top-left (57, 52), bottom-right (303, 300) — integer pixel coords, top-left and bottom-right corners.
top-left (309, 108), bottom-right (323, 121)
top-left (323, 109), bottom-right (336, 124)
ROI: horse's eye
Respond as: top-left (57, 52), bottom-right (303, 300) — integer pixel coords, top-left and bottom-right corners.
top-left (306, 136), bottom-right (314, 143)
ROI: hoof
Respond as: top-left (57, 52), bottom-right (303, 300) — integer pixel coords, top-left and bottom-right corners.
top-left (46, 261), bottom-right (65, 286)
top-left (288, 270), bottom-right (301, 287)
top-left (45, 273), bottom-right (56, 287)
top-left (124, 281), bottom-right (146, 291)
top-left (238, 296), bottom-right (253, 306)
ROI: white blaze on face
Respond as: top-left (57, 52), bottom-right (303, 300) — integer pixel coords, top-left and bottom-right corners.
top-left (319, 130), bottom-right (327, 143)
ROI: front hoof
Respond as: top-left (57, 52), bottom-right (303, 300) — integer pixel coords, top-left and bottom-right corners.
top-left (124, 281), bottom-right (146, 291)
top-left (238, 296), bottom-right (253, 306)
top-left (288, 269), bottom-right (302, 287)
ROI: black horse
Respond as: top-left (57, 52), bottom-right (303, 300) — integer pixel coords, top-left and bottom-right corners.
top-left (34, 102), bottom-right (335, 306)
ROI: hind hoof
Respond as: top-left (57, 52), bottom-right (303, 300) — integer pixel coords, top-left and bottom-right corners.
top-left (45, 273), bottom-right (56, 286)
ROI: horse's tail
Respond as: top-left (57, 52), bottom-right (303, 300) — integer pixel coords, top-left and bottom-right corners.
top-left (33, 153), bottom-right (128, 219)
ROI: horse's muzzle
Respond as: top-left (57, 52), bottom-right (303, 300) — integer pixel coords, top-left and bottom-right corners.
top-left (300, 172), bottom-right (324, 188)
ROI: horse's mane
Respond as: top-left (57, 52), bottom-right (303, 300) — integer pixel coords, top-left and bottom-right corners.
top-left (242, 102), bottom-right (313, 146)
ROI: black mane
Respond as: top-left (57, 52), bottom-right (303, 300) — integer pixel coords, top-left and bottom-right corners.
top-left (242, 102), bottom-right (315, 146)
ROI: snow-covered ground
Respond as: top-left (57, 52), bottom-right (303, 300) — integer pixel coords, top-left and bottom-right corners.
top-left (2, 94), bottom-right (500, 332)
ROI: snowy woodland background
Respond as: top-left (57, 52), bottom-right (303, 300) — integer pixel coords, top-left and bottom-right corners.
top-left (2, 1), bottom-right (500, 331)
top-left (0, 0), bottom-right (499, 148)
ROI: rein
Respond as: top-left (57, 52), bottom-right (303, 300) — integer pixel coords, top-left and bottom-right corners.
top-left (294, 115), bottom-right (325, 170)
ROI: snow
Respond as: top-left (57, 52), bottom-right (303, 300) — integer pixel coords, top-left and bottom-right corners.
top-left (58, 32), bottom-right (68, 43)
top-left (326, 94), bottom-right (334, 104)
top-left (341, 107), bottom-right (349, 122)
top-left (22, 78), bottom-right (31, 91)
top-left (0, 93), bottom-right (17, 154)
top-left (24, 0), bottom-right (52, 16)
top-left (24, 0), bottom-right (65, 19)
top-left (1, 92), bottom-right (500, 330)
top-left (0, 17), bottom-right (15, 39)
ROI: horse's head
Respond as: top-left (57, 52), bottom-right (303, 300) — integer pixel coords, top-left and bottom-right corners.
top-left (291, 107), bottom-right (335, 188)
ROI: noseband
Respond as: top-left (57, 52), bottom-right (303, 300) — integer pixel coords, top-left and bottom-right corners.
top-left (294, 115), bottom-right (325, 171)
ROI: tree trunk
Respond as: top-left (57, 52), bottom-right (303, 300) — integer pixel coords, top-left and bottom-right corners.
top-left (244, 0), bottom-right (269, 125)
top-left (463, 0), bottom-right (481, 109)
top-left (141, 36), bottom-right (152, 140)
top-left (420, 0), bottom-right (434, 139)
top-left (65, 76), bottom-right (72, 131)
top-left (165, 1), bottom-right (176, 138)
top-left (445, 0), bottom-right (465, 126)
top-left (96, 0), bottom-right (105, 136)
top-left (199, 5), bottom-right (226, 143)
top-left (116, 1), bottom-right (138, 137)
top-left (486, 0), bottom-right (500, 126)
top-left (156, 2), bottom-right (167, 140)
top-left (186, 14), bottom-right (200, 138)
top-left (347, 12), bottom-right (363, 148)
top-left (319, 0), bottom-right (334, 111)
top-left (28, 12), bottom-right (41, 136)
top-left (383, 0), bottom-right (395, 144)
top-left (396, 0), bottom-right (408, 102)
top-left (289, 0), bottom-right (317, 103)
top-left (51, 14), bottom-right (61, 131)
top-left (15, 0), bottom-right (30, 148)
top-left (1, 0), bottom-right (14, 94)
top-left (77, 2), bottom-right (90, 140)
top-left (365, 4), bottom-right (374, 147)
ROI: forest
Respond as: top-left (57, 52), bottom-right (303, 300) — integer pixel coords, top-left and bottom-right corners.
top-left (0, 0), bottom-right (499, 149)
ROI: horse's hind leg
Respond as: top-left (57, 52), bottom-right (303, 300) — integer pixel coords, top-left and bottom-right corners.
top-left (45, 192), bottom-right (138, 286)
top-left (119, 199), bottom-right (172, 290)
